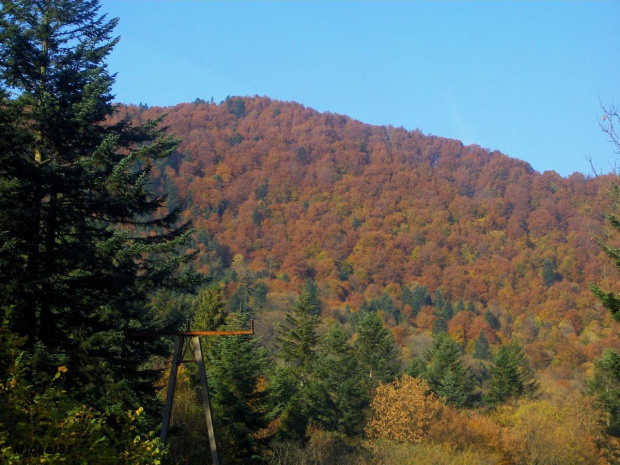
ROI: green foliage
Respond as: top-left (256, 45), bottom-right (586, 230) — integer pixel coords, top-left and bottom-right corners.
top-left (275, 291), bottom-right (321, 376)
top-left (484, 343), bottom-right (539, 406)
top-left (442, 300), bottom-right (454, 321)
top-left (402, 285), bottom-right (432, 318)
top-left (425, 332), bottom-right (473, 408)
top-left (405, 356), bottom-right (427, 379)
top-left (587, 348), bottom-right (620, 437)
top-left (484, 310), bottom-right (501, 330)
top-left (226, 97), bottom-right (246, 118)
top-left (309, 325), bottom-right (370, 435)
top-left (0, 310), bottom-right (164, 464)
top-left (353, 312), bottom-right (401, 386)
top-left (192, 284), bottom-right (228, 331)
top-left (542, 258), bottom-right (558, 286)
top-left (0, 0), bottom-right (202, 420)
top-left (206, 312), bottom-right (269, 464)
top-left (359, 292), bottom-right (399, 321)
top-left (473, 331), bottom-right (491, 360)
top-left (432, 316), bottom-right (448, 335)
top-left (591, 183), bottom-right (620, 322)
top-left (301, 279), bottom-right (322, 316)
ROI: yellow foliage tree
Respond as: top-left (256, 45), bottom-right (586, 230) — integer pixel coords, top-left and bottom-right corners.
top-left (365, 375), bottom-right (441, 443)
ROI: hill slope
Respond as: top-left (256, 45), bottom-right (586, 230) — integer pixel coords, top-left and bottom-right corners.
top-left (115, 96), bottom-right (620, 381)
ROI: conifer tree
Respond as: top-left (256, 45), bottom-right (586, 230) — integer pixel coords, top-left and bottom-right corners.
top-left (432, 315), bottom-right (448, 335)
top-left (402, 285), bottom-right (431, 317)
top-left (354, 312), bottom-right (400, 385)
top-left (275, 291), bottom-right (321, 376)
top-left (473, 330), bottom-right (492, 360)
top-left (206, 311), bottom-right (269, 464)
top-left (309, 325), bottom-right (370, 435)
top-left (484, 309), bottom-right (501, 330)
top-left (405, 355), bottom-right (426, 378)
top-left (425, 332), bottom-right (473, 407)
top-left (272, 290), bottom-right (321, 441)
top-left (0, 0), bottom-right (201, 414)
top-left (301, 278), bottom-right (322, 315)
top-left (591, 183), bottom-right (620, 322)
top-left (587, 348), bottom-right (620, 437)
top-left (442, 299), bottom-right (454, 320)
top-left (485, 343), bottom-right (539, 406)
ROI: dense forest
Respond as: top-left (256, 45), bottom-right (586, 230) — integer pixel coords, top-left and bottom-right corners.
top-left (4, 1), bottom-right (620, 464)
top-left (115, 97), bottom-right (620, 387)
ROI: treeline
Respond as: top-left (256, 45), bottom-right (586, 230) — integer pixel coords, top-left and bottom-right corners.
top-left (159, 276), bottom-right (620, 464)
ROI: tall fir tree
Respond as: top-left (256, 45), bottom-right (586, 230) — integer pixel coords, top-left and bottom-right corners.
top-left (473, 330), bottom-right (492, 360)
top-left (309, 325), bottom-right (370, 435)
top-left (425, 332), bottom-right (473, 407)
top-left (484, 342), bottom-right (539, 406)
top-left (272, 290), bottom-right (321, 441)
top-left (275, 290), bottom-right (321, 377)
top-left (591, 183), bottom-right (620, 322)
top-left (587, 348), bottom-right (620, 437)
top-left (353, 312), bottom-right (400, 385)
top-left (206, 311), bottom-right (269, 464)
top-left (0, 0), bottom-right (201, 414)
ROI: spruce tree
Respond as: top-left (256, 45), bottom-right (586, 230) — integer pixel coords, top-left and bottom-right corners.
top-left (425, 332), bottom-right (473, 407)
top-left (206, 311), bottom-right (269, 464)
top-left (310, 325), bottom-right (370, 435)
top-left (587, 348), bottom-right (620, 437)
top-left (485, 309), bottom-right (501, 330)
top-left (275, 290), bottom-right (321, 376)
top-left (485, 343), bottom-right (539, 406)
top-left (0, 0), bottom-right (201, 414)
top-left (354, 312), bottom-right (401, 385)
top-left (432, 315), bottom-right (448, 335)
top-left (272, 290), bottom-right (321, 441)
top-left (473, 330), bottom-right (492, 360)
top-left (591, 183), bottom-right (620, 322)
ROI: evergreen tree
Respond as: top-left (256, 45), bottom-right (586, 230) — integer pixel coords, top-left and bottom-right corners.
top-left (434, 288), bottom-right (444, 310)
top-left (591, 183), bottom-right (620, 322)
top-left (425, 332), bottom-right (473, 407)
top-left (404, 285), bottom-right (431, 317)
top-left (354, 312), bottom-right (400, 385)
top-left (0, 0), bottom-right (201, 414)
top-left (193, 284), bottom-right (228, 331)
top-left (473, 330), bottom-right (492, 360)
top-left (432, 315), bottom-right (448, 335)
top-left (485, 343), bottom-right (539, 406)
top-left (206, 311), bottom-right (269, 464)
top-left (275, 291), bottom-right (320, 377)
top-left (542, 258), bottom-right (557, 286)
top-left (442, 299), bottom-right (454, 320)
top-left (484, 309), bottom-right (501, 330)
top-left (302, 278), bottom-right (322, 316)
top-left (310, 325), bottom-right (370, 435)
top-left (405, 355), bottom-right (426, 378)
top-left (455, 298), bottom-right (465, 313)
top-left (587, 348), bottom-right (620, 437)
top-left (466, 301), bottom-right (476, 313)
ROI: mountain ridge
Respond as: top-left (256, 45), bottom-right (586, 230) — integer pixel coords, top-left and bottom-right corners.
top-left (113, 95), bottom-right (620, 380)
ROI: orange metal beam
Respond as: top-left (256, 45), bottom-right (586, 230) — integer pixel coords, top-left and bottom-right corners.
top-left (172, 329), bottom-right (254, 336)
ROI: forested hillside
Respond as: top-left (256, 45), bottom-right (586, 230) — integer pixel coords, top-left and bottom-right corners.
top-left (6, 1), bottom-right (620, 463)
top-left (115, 97), bottom-right (620, 385)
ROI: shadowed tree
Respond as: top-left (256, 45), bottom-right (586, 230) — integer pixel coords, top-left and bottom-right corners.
top-left (0, 0), bottom-right (202, 415)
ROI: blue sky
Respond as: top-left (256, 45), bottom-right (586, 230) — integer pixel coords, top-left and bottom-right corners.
top-left (100, 1), bottom-right (620, 177)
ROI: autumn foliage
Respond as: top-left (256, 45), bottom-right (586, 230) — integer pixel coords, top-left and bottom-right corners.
top-left (365, 375), bottom-right (441, 443)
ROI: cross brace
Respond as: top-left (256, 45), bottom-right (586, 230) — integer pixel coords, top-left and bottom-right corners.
top-left (159, 320), bottom-right (254, 465)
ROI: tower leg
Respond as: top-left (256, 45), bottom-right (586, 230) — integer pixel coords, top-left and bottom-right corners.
top-left (160, 336), bottom-right (182, 444)
top-left (192, 336), bottom-right (220, 465)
